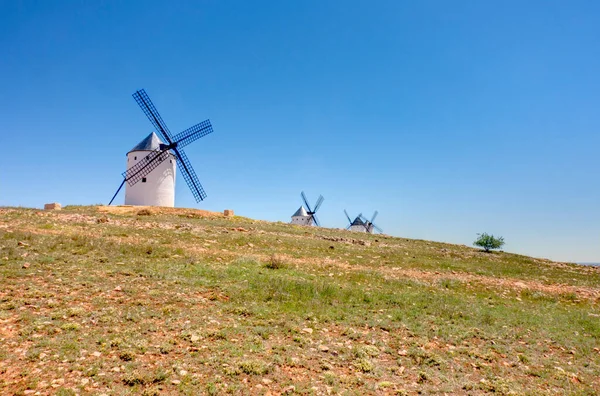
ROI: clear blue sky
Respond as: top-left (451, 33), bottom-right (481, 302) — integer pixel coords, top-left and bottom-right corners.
top-left (1, 1), bottom-right (599, 263)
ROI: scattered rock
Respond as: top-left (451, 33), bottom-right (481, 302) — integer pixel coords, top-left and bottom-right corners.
top-left (172, 379), bottom-right (181, 385)
top-left (262, 378), bottom-right (273, 384)
top-left (224, 209), bottom-right (234, 217)
top-left (302, 328), bottom-right (313, 334)
top-left (44, 202), bottom-right (61, 210)
top-left (232, 227), bottom-right (248, 232)
top-left (190, 335), bottom-right (200, 342)
top-left (92, 351), bottom-right (102, 357)
top-left (22, 262), bottom-right (30, 269)
top-left (17, 241), bottom-right (29, 247)
top-left (318, 345), bottom-right (329, 352)
top-left (179, 369), bottom-right (188, 376)
top-left (113, 286), bottom-right (122, 292)
top-left (398, 349), bottom-right (408, 356)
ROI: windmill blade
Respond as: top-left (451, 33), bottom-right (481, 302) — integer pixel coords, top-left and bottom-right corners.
top-left (133, 89), bottom-right (174, 144)
top-left (346, 224), bottom-right (352, 230)
top-left (122, 147), bottom-right (170, 186)
top-left (344, 209), bottom-right (352, 224)
top-left (173, 119), bottom-right (213, 149)
top-left (173, 147), bottom-right (207, 202)
top-left (108, 179), bottom-right (126, 205)
top-left (301, 191), bottom-right (313, 212)
top-left (370, 211), bottom-right (379, 224)
top-left (313, 195), bottom-right (324, 213)
top-left (372, 224), bottom-right (383, 234)
top-left (312, 214), bottom-right (321, 227)
top-left (359, 213), bottom-right (368, 223)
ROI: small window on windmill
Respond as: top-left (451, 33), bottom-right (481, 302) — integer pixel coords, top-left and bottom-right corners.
top-left (142, 178), bottom-right (147, 183)
top-left (134, 156), bottom-right (137, 160)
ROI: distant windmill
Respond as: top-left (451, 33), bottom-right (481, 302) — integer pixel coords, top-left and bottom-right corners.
top-left (108, 89), bottom-right (214, 206)
top-left (344, 210), bottom-right (383, 234)
top-left (361, 211), bottom-right (383, 234)
top-left (291, 192), bottom-right (324, 226)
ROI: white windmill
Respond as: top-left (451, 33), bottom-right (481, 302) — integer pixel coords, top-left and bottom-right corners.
top-left (124, 132), bottom-right (176, 206)
top-left (344, 210), bottom-right (383, 234)
top-left (108, 89), bottom-right (214, 207)
top-left (291, 192), bottom-right (324, 226)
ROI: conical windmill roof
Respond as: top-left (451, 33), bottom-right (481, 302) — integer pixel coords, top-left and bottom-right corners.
top-left (351, 216), bottom-right (365, 226)
top-left (128, 132), bottom-right (164, 153)
top-left (292, 206), bottom-right (308, 217)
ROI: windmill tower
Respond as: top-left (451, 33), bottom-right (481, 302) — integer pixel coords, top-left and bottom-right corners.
top-left (291, 192), bottom-right (324, 226)
top-left (108, 89), bottom-right (214, 206)
top-left (344, 210), bottom-right (383, 234)
top-left (124, 132), bottom-right (176, 206)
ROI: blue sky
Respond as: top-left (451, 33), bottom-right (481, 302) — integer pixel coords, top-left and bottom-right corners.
top-left (1, 1), bottom-right (599, 262)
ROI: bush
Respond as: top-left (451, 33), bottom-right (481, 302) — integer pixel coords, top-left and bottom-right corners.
top-left (474, 233), bottom-right (505, 252)
top-left (264, 254), bottom-right (286, 269)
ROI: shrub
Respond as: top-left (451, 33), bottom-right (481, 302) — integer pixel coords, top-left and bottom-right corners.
top-left (265, 254), bottom-right (286, 269)
top-left (474, 233), bottom-right (504, 252)
top-left (137, 209), bottom-right (152, 216)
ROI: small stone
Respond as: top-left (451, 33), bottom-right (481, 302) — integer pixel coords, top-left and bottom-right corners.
top-left (81, 378), bottom-right (89, 385)
top-left (113, 286), bottom-right (122, 292)
top-left (172, 380), bottom-right (181, 385)
top-left (179, 370), bottom-right (188, 376)
top-left (318, 345), bottom-right (329, 352)
top-left (92, 351), bottom-right (101, 357)
top-left (112, 366), bottom-right (120, 372)
top-left (247, 243), bottom-right (254, 248)
top-left (17, 241), bottom-right (29, 247)
top-left (22, 262), bottom-right (30, 269)
top-left (24, 390), bottom-right (35, 395)
top-left (190, 335), bottom-right (200, 342)
top-left (44, 203), bottom-right (62, 210)
top-left (302, 328), bottom-right (313, 334)
top-left (39, 352), bottom-right (47, 359)
top-left (398, 349), bottom-right (408, 356)
top-left (262, 378), bottom-right (273, 384)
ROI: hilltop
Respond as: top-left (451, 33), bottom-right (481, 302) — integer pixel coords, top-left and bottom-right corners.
top-left (0, 205), bottom-right (599, 395)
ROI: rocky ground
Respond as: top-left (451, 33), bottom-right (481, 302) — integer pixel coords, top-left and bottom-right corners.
top-left (0, 205), bottom-right (599, 395)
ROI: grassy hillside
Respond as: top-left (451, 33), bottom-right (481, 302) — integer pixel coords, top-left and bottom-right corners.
top-left (0, 205), bottom-right (599, 395)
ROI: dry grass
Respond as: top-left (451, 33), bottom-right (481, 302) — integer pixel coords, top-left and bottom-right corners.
top-left (0, 205), bottom-right (598, 395)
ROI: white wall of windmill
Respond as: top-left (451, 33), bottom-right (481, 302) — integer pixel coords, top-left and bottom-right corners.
top-left (291, 215), bottom-right (313, 226)
top-left (350, 225), bottom-right (367, 233)
top-left (124, 150), bottom-right (177, 207)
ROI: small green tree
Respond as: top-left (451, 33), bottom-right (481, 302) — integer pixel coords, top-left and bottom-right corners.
top-left (474, 233), bottom-right (505, 252)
